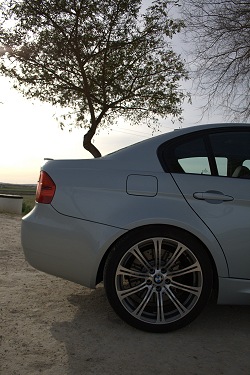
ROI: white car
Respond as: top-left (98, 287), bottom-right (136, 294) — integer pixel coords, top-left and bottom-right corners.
top-left (22, 123), bottom-right (250, 332)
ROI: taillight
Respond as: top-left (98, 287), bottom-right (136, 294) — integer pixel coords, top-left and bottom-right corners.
top-left (36, 171), bottom-right (56, 204)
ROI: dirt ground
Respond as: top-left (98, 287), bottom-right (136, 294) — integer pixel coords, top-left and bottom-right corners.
top-left (1, 213), bottom-right (250, 375)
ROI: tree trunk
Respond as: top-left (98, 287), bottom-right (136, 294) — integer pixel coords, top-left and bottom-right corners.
top-left (83, 130), bottom-right (102, 158)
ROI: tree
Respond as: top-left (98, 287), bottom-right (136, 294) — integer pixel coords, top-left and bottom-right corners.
top-left (0, 0), bottom-right (188, 157)
top-left (181, 0), bottom-right (250, 121)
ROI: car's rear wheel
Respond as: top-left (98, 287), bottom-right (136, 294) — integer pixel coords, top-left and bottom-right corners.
top-left (104, 226), bottom-right (213, 332)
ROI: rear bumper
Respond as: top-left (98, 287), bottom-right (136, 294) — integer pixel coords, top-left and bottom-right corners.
top-left (21, 204), bottom-right (126, 288)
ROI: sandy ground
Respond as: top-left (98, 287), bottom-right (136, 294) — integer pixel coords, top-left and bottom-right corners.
top-left (1, 213), bottom-right (250, 375)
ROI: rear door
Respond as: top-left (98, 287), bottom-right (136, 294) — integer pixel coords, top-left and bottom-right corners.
top-left (160, 128), bottom-right (250, 279)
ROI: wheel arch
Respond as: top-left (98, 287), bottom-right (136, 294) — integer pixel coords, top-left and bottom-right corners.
top-left (96, 223), bottom-right (219, 297)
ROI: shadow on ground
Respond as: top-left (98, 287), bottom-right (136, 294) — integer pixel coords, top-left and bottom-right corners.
top-left (51, 286), bottom-right (250, 375)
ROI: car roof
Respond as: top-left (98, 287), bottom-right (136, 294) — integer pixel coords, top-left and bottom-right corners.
top-left (105, 123), bottom-right (250, 158)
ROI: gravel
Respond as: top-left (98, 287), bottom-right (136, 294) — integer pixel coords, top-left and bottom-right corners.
top-left (1, 213), bottom-right (250, 375)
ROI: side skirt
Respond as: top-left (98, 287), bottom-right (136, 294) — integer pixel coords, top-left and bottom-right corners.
top-left (218, 277), bottom-right (250, 305)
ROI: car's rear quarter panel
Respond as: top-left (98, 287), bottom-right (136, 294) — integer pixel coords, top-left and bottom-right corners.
top-left (42, 159), bottom-right (229, 280)
top-left (22, 204), bottom-right (127, 287)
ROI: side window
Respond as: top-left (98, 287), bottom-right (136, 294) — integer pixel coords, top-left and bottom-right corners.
top-left (215, 157), bottom-right (228, 176)
top-left (165, 137), bottom-right (211, 175)
top-left (243, 160), bottom-right (250, 169)
top-left (179, 157), bottom-right (210, 174)
top-left (209, 131), bottom-right (250, 178)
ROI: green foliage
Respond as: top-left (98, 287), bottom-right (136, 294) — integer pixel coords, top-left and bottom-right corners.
top-left (21, 194), bottom-right (35, 215)
top-left (22, 201), bottom-right (33, 215)
top-left (0, 0), bottom-right (189, 156)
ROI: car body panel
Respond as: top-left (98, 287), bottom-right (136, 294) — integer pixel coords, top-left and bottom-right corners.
top-left (48, 165), bottom-right (229, 277)
top-left (22, 170), bottom-right (230, 287)
top-left (22, 204), bottom-right (127, 287)
top-left (172, 173), bottom-right (250, 279)
top-left (218, 277), bottom-right (250, 305)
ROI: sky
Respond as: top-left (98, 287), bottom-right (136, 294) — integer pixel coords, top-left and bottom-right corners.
top-left (0, 75), bottom-right (225, 184)
top-left (0, 2), bottom-right (226, 184)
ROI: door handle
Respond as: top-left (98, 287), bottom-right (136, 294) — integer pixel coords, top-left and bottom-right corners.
top-left (193, 191), bottom-right (234, 203)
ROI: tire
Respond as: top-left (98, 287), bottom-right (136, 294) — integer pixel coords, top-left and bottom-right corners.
top-left (104, 226), bottom-right (213, 333)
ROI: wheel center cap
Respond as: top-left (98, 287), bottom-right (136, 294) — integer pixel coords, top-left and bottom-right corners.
top-left (154, 273), bottom-right (163, 284)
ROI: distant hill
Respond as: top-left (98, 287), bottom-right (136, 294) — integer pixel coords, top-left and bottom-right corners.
top-left (0, 183), bottom-right (36, 195)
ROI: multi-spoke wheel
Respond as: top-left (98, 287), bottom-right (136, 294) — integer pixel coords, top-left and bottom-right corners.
top-left (104, 227), bottom-right (213, 332)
